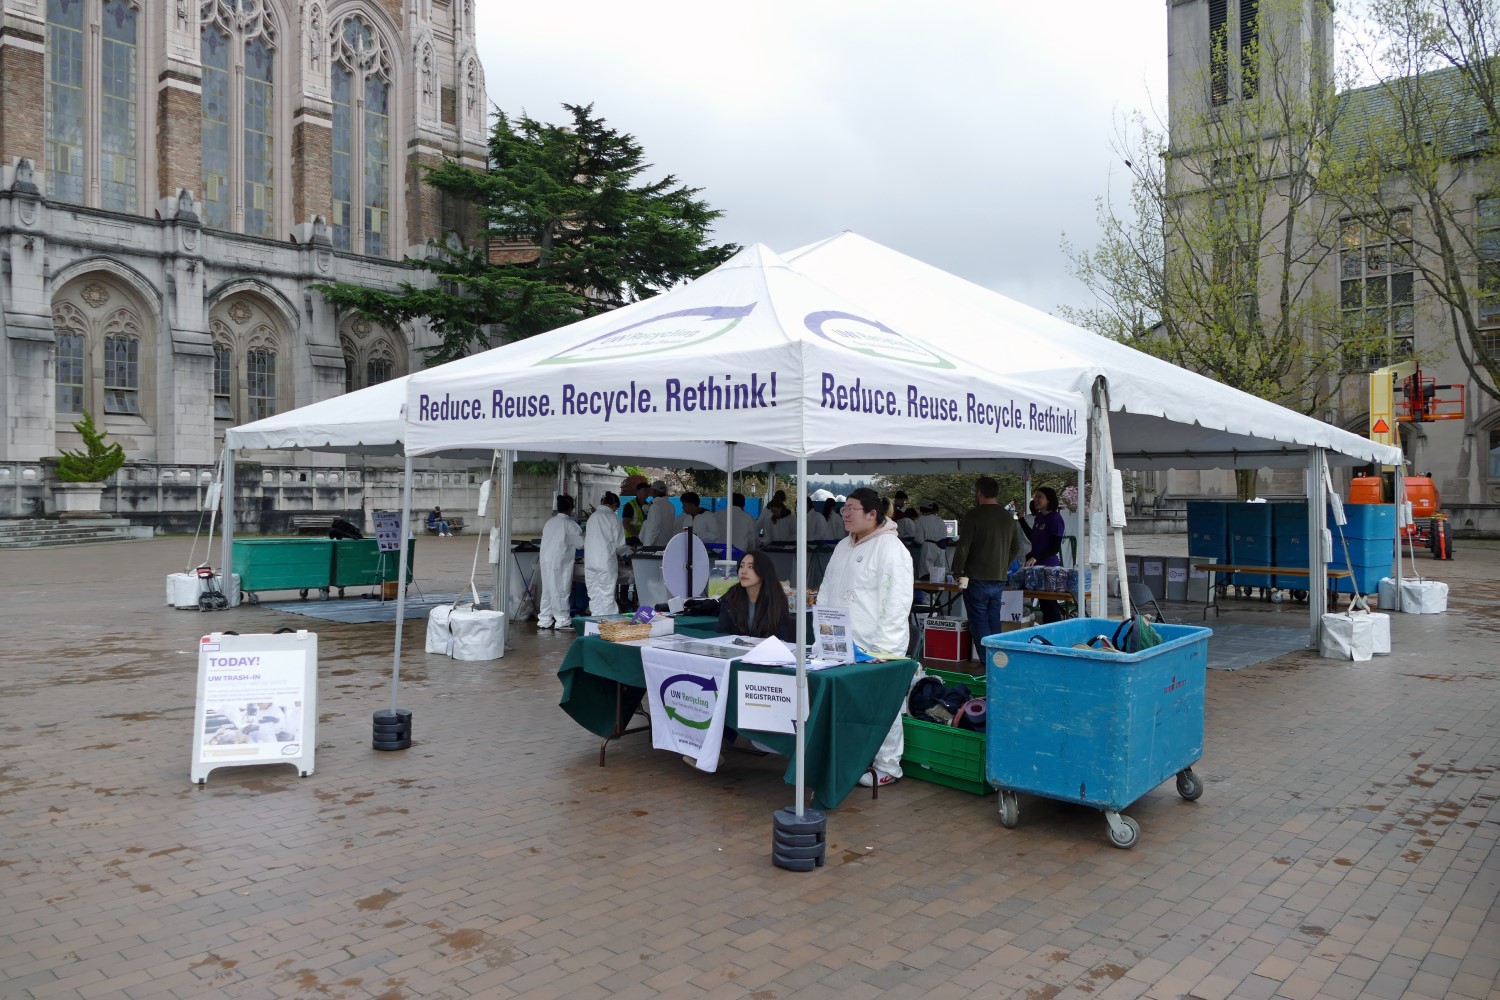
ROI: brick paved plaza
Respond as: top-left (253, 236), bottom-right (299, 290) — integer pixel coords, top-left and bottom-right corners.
top-left (1, 536), bottom-right (1496, 1000)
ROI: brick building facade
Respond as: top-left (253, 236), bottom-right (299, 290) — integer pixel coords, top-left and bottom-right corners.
top-left (0, 0), bottom-right (489, 520)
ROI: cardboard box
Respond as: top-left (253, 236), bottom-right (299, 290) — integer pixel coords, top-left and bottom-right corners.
top-left (999, 616), bottom-right (1035, 632)
top-left (924, 616), bottom-right (970, 661)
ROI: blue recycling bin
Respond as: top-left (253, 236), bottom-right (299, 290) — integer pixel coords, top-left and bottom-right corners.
top-left (984, 617), bottom-right (1211, 848)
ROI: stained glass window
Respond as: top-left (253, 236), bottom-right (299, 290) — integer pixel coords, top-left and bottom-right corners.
top-left (213, 344), bottom-right (235, 420)
top-left (244, 37), bottom-right (275, 238)
top-left (332, 64), bottom-right (353, 251)
top-left (1340, 212), bottom-right (1416, 371)
top-left (366, 356), bottom-right (393, 387)
top-left (331, 16), bottom-right (392, 257)
top-left (246, 348), bottom-right (277, 421)
top-left (45, 0), bottom-right (86, 205)
top-left (201, 23), bottom-right (231, 230)
top-left (99, 0), bottom-right (137, 212)
top-left (103, 334), bottom-right (139, 414)
top-left (364, 76), bottom-right (390, 257)
top-left (56, 331), bottom-right (86, 413)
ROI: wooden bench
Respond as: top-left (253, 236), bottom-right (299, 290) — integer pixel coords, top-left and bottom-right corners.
top-left (1192, 563), bottom-right (1353, 618)
top-left (291, 514), bottom-right (337, 535)
top-left (425, 515), bottom-right (465, 535)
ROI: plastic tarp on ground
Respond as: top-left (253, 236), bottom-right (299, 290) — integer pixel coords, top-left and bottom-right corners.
top-left (400, 245), bottom-right (1089, 470)
top-left (783, 232), bottom-right (1403, 471)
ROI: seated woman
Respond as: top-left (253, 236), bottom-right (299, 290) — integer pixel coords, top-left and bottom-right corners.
top-left (716, 549), bottom-right (796, 642)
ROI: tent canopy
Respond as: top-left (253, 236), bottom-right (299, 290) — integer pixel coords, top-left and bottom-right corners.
top-left (784, 233), bottom-right (1403, 471)
top-left (401, 245), bottom-right (1089, 471)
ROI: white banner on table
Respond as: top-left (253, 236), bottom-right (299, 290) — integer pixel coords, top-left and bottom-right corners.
top-left (736, 671), bottom-right (807, 734)
top-left (641, 646), bottom-right (732, 771)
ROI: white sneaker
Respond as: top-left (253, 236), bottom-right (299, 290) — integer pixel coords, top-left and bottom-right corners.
top-left (857, 770), bottom-right (899, 788)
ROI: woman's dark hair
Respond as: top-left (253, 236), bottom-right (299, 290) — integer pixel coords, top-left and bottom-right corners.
top-left (721, 550), bottom-right (790, 639)
top-left (846, 486), bottom-right (887, 525)
top-left (556, 494), bottom-right (575, 515)
top-left (821, 497), bottom-right (838, 517)
top-left (601, 491), bottom-right (619, 509)
top-left (1035, 486), bottom-right (1058, 513)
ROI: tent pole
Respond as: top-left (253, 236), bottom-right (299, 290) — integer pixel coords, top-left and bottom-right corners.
top-left (496, 450), bottom-right (512, 650)
top-left (1075, 465), bottom-right (1086, 608)
top-left (1307, 448), bottom-right (1328, 647)
top-left (391, 455), bottom-right (414, 712)
top-left (725, 442), bottom-right (736, 560)
top-left (794, 455), bottom-right (808, 818)
top-left (221, 449), bottom-right (235, 583)
top-left (1393, 456), bottom-right (1406, 611)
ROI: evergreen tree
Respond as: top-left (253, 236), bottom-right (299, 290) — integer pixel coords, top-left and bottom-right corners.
top-left (317, 103), bottom-right (739, 363)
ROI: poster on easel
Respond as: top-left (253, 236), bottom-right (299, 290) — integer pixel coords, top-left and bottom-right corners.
top-left (192, 631), bottom-right (318, 784)
top-left (373, 510), bottom-right (403, 552)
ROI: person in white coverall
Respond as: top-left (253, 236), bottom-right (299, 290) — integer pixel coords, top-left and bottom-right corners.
top-left (639, 480), bottom-right (677, 549)
top-left (537, 494), bottom-right (585, 630)
top-left (585, 492), bottom-right (630, 616)
top-left (815, 486), bottom-right (915, 788)
top-left (912, 499), bottom-right (951, 581)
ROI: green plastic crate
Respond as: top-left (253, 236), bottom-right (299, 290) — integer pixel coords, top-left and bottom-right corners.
top-left (902, 667), bottom-right (993, 795)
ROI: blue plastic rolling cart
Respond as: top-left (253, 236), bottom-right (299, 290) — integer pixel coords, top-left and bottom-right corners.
top-left (983, 618), bottom-right (1211, 848)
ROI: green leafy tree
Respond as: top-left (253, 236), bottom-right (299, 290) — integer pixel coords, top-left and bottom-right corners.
top-left (317, 103), bottom-right (739, 363)
top-left (55, 412), bottom-right (125, 483)
top-left (1062, 0), bottom-right (1390, 498)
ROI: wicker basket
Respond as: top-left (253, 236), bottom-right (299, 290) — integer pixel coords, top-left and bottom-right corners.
top-left (598, 619), bottom-right (654, 643)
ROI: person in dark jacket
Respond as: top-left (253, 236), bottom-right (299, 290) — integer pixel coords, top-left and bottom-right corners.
top-left (1018, 485), bottom-right (1067, 622)
top-left (950, 476), bottom-right (1026, 658)
top-left (716, 550), bottom-right (794, 641)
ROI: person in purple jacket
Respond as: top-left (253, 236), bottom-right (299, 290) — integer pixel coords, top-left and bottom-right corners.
top-left (1018, 486), bottom-right (1067, 623)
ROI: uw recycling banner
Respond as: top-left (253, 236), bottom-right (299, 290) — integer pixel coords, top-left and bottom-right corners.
top-left (641, 646), bottom-right (732, 771)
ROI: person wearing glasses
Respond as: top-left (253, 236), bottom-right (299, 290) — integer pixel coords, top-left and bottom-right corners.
top-left (815, 486), bottom-right (914, 788)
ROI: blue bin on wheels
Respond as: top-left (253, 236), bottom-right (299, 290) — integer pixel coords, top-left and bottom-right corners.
top-left (983, 617), bottom-right (1211, 848)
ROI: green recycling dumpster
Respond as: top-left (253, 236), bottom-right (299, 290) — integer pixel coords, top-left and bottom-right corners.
top-left (232, 538), bottom-right (335, 604)
top-left (330, 538), bottom-right (416, 597)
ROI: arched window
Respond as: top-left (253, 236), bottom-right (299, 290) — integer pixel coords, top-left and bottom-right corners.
top-left (210, 300), bottom-right (287, 425)
top-left (200, 0), bottom-right (278, 237)
top-left (101, 308), bottom-right (141, 414)
top-left (338, 319), bottom-right (404, 392)
top-left (331, 15), bottom-right (392, 256)
top-left (51, 281), bottom-right (150, 422)
top-left (45, 0), bottom-right (140, 211)
top-left (246, 346), bottom-right (277, 420)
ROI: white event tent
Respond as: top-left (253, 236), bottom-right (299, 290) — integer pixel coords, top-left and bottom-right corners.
top-left (394, 243), bottom-right (1090, 812)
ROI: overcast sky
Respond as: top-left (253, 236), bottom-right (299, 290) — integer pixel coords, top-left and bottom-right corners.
top-left (472, 1), bottom-right (1167, 321)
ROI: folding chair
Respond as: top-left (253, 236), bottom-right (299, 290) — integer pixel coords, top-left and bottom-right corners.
top-left (1127, 581), bottom-right (1168, 623)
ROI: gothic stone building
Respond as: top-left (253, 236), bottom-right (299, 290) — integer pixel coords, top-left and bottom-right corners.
top-left (1164, 0), bottom-right (1500, 534)
top-left (0, 0), bottom-right (488, 526)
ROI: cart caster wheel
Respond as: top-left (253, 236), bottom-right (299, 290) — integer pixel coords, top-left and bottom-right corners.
top-left (1270, 590), bottom-right (1283, 604)
top-left (198, 594), bottom-right (215, 612)
top-left (338, 587), bottom-right (346, 599)
top-left (998, 792), bottom-right (1020, 829)
top-left (247, 593), bottom-right (260, 605)
top-left (1105, 813), bottom-right (1139, 849)
top-left (318, 588), bottom-right (330, 601)
top-left (1176, 768), bottom-right (1203, 801)
top-left (299, 589), bottom-right (309, 599)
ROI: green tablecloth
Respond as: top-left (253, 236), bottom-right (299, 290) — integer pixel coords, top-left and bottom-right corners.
top-left (557, 635), bottom-right (917, 810)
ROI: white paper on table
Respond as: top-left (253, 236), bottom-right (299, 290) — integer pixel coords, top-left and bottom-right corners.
top-left (739, 636), bottom-right (795, 665)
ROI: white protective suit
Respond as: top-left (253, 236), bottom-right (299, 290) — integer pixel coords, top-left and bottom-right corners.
top-left (816, 518), bottom-right (914, 778)
top-left (538, 511), bottom-right (585, 628)
top-left (675, 510), bottom-right (721, 544)
top-left (639, 497), bottom-right (677, 549)
top-left (729, 506), bottom-right (758, 554)
top-left (806, 508), bottom-right (828, 541)
top-left (584, 506), bottom-right (628, 616)
top-left (913, 512), bottom-right (950, 580)
top-left (761, 506), bottom-right (797, 544)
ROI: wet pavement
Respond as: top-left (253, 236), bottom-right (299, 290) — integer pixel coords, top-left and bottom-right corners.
top-left (0, 534), bottom-right (1496, 1000)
